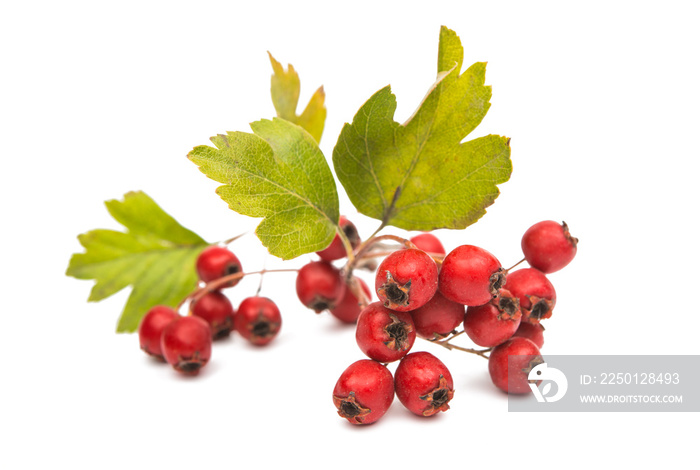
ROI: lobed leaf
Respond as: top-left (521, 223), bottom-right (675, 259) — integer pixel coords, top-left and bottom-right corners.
top-left (332, 26), bottom-right (512, 231)
top-left (188, 118), bottom-right (339, 260)
top-left (66, 191), bottom-right (209, 333)
top-left (269, 52), bottom-right (326, 143)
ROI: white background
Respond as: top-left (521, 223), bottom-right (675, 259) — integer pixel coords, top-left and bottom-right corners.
top-left (2, 0), bottom-right (699, 468)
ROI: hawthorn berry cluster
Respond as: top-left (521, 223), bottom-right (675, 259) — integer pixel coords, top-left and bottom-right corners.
top-left (137, 245), bottom-right (282, 375)
top-left (137, 214), bottom-right (577, 423)
top-left (293, 218), bottom-right (577, 425)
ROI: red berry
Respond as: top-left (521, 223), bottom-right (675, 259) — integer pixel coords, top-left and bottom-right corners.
top-left (329, 277), bottom-right (372, 324)
top-left (409, 233), bottom-right (446, 255)
top-left (316, 216), bottom-right (361, 261)
top-left (332, 359), bottom-right (394, 425)
top-left (438, 245), bottom-right (506, 307)
top-left (394, 352), bottom-right (454, 417)
top-left (488, 337), bottom-right (543, 394)
top-left (295, 261), bottom-right (346, 313)
top-left (504, 268), bottom-right (556, 324)
top-left (356, 302), bottom-right (416, 363)
top-left (138, 305), bottom-right (180, 360)
top-left (521, 220), bottom-right (578, 274)
top-left (410, 291), bottom-right (465, 339)
top-left (190, 291), bottom-right (235, 339)
top-left (463, 289), bottom-right (521, 347)
top-left (160, 316), bottom-right (212, 375)
top-left (234, 296), bottom-right (282, 346)
top-left (375, 248), bottom-right (438, 312)
top-left (512, 321), bottom-right (545, 349)
top-left (195, 245), bottom-right (243, 287)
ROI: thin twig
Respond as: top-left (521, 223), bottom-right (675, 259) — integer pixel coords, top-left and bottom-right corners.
top-left (426, 330), bottom-right (492, 359)
top-left (255, 257), bottom-right (268, 296)
top-left (221, 232), bottom-right (248, 245)
top-left (505, 257), bottom-right (527, 273)
top-left (179, 268), bottom-right (299, 310)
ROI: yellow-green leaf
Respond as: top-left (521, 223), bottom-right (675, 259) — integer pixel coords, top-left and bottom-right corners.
top-left (188, 118), bottom-right (339, 260)
top-left (332, 26), bottom-right (512, 231)
top-left (66, 191), bottom-right (209, 332)
top-left (269, 52), bottom-right (326, 143)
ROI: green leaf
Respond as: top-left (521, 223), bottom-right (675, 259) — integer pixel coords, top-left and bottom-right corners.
top-left (269, 52), bottom-right (326, 143)
top-left (188, 117), bottom-right (339, 260)
top-left (66, 191), bottom-right (209, 333)
top-left (332, 26), bottom-right (512, 231)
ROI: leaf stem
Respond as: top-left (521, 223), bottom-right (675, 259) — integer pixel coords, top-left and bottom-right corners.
top-left (350, 221), bottom-right (385, 262)
top-left (367, 222), bottom-right (386, 242)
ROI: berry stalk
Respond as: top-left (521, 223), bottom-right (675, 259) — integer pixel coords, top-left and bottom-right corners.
top-left (178, 268), bottom-right (299, 310)
top-left (345, 234), bottom-right (418, 280)
top-left (427, 330), bottom-right (493, 359)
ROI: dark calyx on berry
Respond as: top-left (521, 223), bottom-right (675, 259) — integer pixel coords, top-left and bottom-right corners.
top-left (419, 375), bottom-right (454, 416)
top-left (333, 392), bottom-right (371, 424)
top-left (383, 313), bottom-right (413, 351)
top-left (310, 297), bottom-right (332, 313)
top-left (498, 296), bottom-right (519, 318)
top-left (175, 351), bottom-right (207, 374)
top-left (178, 361), bottom-right (204, 374)
top-left (528, 297), bottom-right (554, 321)
top-left (562, 221), bottom-right (579, 247)
top-left (249, 313), bottom-right (281, 340)
top-left (340, 401), bottom-right (364, 419)
top-left (378, 272), bottom-right (411, 308)
top-left (252, 321), bottom-right (271, 338)
top-left (212, 319), bottom-right (233, 340)
top-left (224, 263), bottom-right (240, 277)
top-left (489, 268), bottom-right (507, 296)
top-left (431, 389), bottom-right (449, 405)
